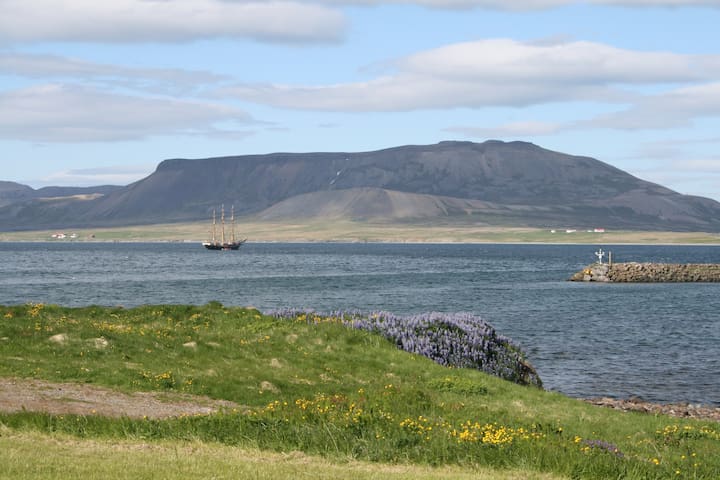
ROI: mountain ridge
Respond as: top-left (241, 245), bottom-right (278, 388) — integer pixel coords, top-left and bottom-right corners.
top-left (1, 140), bottom-right (719, 232)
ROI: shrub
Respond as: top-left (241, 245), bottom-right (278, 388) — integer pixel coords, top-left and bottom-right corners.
top-left (268, 309), bottom-right (542, 388)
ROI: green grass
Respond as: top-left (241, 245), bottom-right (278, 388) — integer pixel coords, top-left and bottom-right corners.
top-left (1, 303), bottom-right (719, 479)
top-left (1, 218), bottom-right (719, 244)
top-left (0, 431), bottom-right (561, 480)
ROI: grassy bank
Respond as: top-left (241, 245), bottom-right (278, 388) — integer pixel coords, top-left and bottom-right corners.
top-left (1, 303), bottom-right (719, 479)
top-left (1, 219), bottom-right (719, 244)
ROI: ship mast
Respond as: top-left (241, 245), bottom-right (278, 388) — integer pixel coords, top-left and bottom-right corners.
top-left (220, 204), bottom-right (226, 245)
top-left (231, 205), bottom-right (236, 244)
top-left (211, 208), bottom-right (217, 244)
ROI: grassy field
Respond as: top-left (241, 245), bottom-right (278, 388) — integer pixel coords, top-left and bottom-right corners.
top-left (1, 218), bottom-right (719, 244)
top-left (0, 431), bottom-right (561, 480)
top-left (1, 303), bottom-right (719, 479)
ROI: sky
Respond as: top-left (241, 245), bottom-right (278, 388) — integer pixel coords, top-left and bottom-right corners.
top-left (1, 0), bottom-right (719, 202)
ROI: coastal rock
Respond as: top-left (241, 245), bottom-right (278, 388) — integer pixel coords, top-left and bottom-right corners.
top-left (586, 397), bottom-right (720, 422)
top-left (570, 263), bottom-right (720, 283)
top-left (48, 333), bottom-right (68, 344)
top-left (259, 381), bottom-right (279, 393)
top-left (569, 263), bottom-right (610, 282)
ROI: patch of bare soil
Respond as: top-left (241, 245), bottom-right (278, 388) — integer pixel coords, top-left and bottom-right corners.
top-left (0, 378), bottom-right (239, 419)
top-left (586, 397), bottom-right (720, 422)
top-left (3, 377), bottom-right (718, 424)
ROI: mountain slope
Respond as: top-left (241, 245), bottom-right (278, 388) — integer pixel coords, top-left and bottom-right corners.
top-left (256, 187), bottom-right (564, 224)
top-left (1, 140), bottom-right (719, 231)
top-left (0, 182), bottom-right (34, 208)
top-left (0, 183), bottom-right (122, 209)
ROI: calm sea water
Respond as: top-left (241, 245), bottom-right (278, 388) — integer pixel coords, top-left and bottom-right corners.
top-left (1, 241), bottom-right (718, 405)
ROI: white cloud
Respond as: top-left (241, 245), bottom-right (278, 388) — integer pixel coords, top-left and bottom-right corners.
top-left (629, 156), bottom-right (720, 201)
top-left (679, 159), bottom-right (720, 172)
top-left (444, 121), bottom-right (564, 137)
top-left (219, 75), bottom-right (616, 111)
top-left (0, 0), bottom-right (346, 44)
top-left (400, 39), bottom-right (714, 83)
top-left (0, 0), bottom-right (711, 50)
top-left (312, 0), bottom-right (567, 8)
top-left (311, 0), bottom-right (719, 9)
top-left (218, 39), bottom-right (720, 111)
top-left (39, 165), bottom-right (155, 187)
top-left (0, 52), bottom-right (227, 95)
top-left (0, 0), bottom-right (709, 49)
top-left (591, 0), bottom-right (718, 6)
top-left (0, 84), bottom-right (254, 142)
top-left (586, 82), bottom-right (720, 129)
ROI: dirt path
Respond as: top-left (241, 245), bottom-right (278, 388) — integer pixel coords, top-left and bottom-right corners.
top-left (0, 378), bottom-right (239, 419)
top-left (1, 377), bottom-right (718, 423)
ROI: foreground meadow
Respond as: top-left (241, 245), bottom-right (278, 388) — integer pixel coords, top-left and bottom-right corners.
top-left (0, 303), bottom-right (718, 479)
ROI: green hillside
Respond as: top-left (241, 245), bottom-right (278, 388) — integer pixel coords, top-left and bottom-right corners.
top-left (1, 303), bottom-right (718, 479)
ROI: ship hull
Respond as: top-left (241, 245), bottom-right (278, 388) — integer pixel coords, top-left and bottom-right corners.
top-left (203, 240), bottom-right (246, 250)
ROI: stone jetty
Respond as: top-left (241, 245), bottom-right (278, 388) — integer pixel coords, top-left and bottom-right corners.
top-left (570, 262), bottom-right (720, 282)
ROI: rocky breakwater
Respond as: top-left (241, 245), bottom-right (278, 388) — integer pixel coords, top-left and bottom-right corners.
top-left (585, 397), bottom-right (720, 422)
top-left (570, 262), bottom-right (720, 282)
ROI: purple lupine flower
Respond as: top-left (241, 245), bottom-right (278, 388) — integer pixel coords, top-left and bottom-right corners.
top-left (267, 309), bottom-right (542, 387)
top-left (582, 439), bottom-right (624, 458)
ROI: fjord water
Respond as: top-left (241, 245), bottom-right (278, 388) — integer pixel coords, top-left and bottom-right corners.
top-left (1, 242), bottom-right (718, 406)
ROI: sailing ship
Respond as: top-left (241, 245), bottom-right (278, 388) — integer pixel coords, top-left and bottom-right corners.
top-left (202, 205), bottom-right (246, 250)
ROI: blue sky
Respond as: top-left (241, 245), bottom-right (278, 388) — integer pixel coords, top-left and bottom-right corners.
top-left (1, 0), bottom-right (719, 201)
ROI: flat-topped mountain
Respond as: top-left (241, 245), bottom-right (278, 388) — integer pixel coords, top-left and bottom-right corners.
top-left (1, 140), bottom-right (719, 231)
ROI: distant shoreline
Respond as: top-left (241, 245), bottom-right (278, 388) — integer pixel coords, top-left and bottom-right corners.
top-left (2, 238), bottom-right (720, 247)
top-left (1, 221), bottom-right (719, 245)
top-left (2, 239), bottom-right (720, 247)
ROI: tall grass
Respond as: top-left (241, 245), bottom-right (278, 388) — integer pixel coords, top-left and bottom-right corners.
top-left (1, 303), bottom-right (719, 479)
